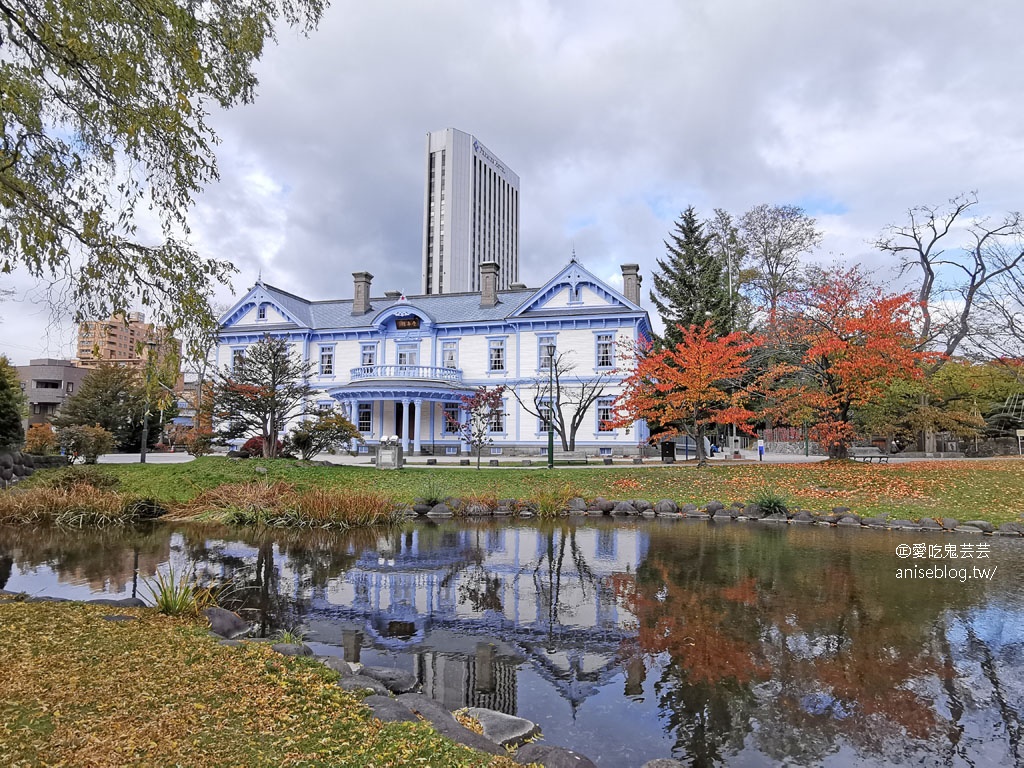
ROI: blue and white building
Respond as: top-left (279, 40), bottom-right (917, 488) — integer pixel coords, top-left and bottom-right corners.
top-left (216, 259), bottom-right (652, 457)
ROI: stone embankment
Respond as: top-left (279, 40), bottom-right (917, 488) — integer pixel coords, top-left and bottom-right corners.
top-left (202, 606), bottom-right (601, 767)
top-left (410, 495), bottom-right (1024, 535)
top-left (0, 451), bottom-right (67, 487)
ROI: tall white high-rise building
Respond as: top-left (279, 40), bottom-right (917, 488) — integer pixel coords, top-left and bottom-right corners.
top-left (421, 128), bottom-right (520, 294)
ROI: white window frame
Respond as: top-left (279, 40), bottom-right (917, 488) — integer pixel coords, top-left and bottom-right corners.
top-left (319, 345), bottom-right (335, 377)
top-left (443, 403), bottom-right (460, 434)
top-left (537, 398), bottom-right (554, 434)
top-left (488, 338), bottom-right (506, 373)
top-left (488, 402), bottom-right (506, 434)
top-left (360, 343), bottom-right (377, 368)
top-left (595, 332), bottom-right (615, 369)
top-left (357, 403), bottom-right (373, 434)
top-left (596, 397), bottom-right (616, 433)
top-left (231, 347), bottom-right (246, 372)
top-left (538, 335), bottom-right (556, 371)
top-left (257, 304), bottom-right (267, 321)
top-left (396, 342), bottom-right (419, 367)
top-left (441, 340), bottom-right (459, 370)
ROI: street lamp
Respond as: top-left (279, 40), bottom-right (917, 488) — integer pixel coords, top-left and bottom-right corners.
top-left (139, 341), bottom-right (157, 463)
top-left (545, 343), bottom-right (556, 470)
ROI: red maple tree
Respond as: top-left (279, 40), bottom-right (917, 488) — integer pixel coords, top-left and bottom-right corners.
top-left (609, 321), bottom-right (759, 466)
top-left (767, 267), bottom-right (935, 458)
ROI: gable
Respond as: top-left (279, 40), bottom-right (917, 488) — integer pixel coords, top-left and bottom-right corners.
top-left (511, 260), bottom-right (642, 317)
top-left (220, 284), bottom-right (310, 329)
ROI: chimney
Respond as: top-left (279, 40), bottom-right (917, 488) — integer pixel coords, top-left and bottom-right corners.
top-left (352, 272), bottom-right (374, 315)
top-left (621, 264), bottom-right (641, 305)
top-left (480, 261), bottom-right (499, 308)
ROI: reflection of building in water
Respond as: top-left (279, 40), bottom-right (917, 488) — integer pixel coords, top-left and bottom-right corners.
top-left (287, 524), bottom-right (648, 713)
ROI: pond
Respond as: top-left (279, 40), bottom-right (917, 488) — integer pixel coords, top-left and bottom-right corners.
top-left (2, 518), bottom-right (1023, 767)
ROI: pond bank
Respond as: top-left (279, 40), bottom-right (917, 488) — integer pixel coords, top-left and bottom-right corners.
top-left (0, 596), bottom-right (525, 767)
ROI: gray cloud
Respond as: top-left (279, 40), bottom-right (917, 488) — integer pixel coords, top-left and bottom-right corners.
top-left (3, 0), bottom-right (1022, 362)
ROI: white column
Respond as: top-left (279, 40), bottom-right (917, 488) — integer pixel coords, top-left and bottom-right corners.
top-left (413, 398), bottom-right (423, 454)
top-left (460, 406), bottom-right (471, 453)
top-left (401, 398), bottom-right (411, 451)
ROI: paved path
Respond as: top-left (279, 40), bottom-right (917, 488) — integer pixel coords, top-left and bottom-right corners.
top-left (93, 449), bottom-right (980, 467)
top-left (97, 452), bottom-right (196, 464)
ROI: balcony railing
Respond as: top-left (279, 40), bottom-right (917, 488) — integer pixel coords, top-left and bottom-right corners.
top-left (349, 365), bottom-right (463, 383)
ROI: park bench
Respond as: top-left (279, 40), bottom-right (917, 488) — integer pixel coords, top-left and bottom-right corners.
top-left (848, 446), bottom-right (890, 463)
top-left (551, 451), bottom-right (589, 465)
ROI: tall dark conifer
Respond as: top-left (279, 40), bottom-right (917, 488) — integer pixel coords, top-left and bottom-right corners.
top-left (0, 356), bottom-right (26, 449)
top-left (649, 207), bottom-right (734, 347)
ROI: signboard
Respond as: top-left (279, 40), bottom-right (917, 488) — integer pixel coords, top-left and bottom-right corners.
top-left (395, 317), bottom-right (420, 330)
top-left (1017, 430), bottom-right (1024, 437)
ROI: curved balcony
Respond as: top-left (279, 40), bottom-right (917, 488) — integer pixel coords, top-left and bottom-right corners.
top-left (350, 364), bottom-right (463, 383)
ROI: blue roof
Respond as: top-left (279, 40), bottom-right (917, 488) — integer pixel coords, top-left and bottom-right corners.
top-left (223, 259), bottom-right (651, 334)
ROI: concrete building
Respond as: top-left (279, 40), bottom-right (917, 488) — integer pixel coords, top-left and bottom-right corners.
top-left (15, 359), bottom-right (89, 426)
top-left (421, 128), bottom-right (520, 295)
top-left (76, 312), bottom-right (181, 371)
top-left (217, 259), bottom-right (651, 457)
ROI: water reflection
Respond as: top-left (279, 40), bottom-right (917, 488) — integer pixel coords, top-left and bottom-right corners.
top-left (1, 520), bottom-right (1023, 767)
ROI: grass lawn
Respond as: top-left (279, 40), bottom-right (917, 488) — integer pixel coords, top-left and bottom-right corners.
top-left (76, 455), bottom-right (1024, 525)
top-left (0, 600), bottom-right (519, 768)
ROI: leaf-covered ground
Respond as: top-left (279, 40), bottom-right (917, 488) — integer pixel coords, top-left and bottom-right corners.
top-left (77, 456), bottom-right (1024, 524)
top-left (0, 601), bottom-right (520, 767)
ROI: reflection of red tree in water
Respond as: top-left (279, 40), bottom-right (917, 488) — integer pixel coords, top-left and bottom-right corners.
top-left (614, 569), bottom-right (765, 687)
top-left (614, 545), bottom-right (950, 761)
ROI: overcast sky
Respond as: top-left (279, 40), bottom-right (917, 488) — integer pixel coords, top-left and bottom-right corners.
top-left (3, 0), bottom-right (1023, 364)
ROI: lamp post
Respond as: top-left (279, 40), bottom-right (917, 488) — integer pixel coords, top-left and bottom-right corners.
top-left (139, 341), bottom-right (157, 463)
top-left (546, 344), bottom-right (556, 470)
top-left (139, 388), bottom-right (150, 464)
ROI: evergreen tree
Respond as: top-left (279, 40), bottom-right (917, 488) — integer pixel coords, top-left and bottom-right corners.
top-left (0, 356), bottom-right (27, 449)
top-left (211, 336), bottom-right (315, 458)
top-left (53, 363), bottom-right (159, 451)
top-left (650, 207), bottom-right (734, 347)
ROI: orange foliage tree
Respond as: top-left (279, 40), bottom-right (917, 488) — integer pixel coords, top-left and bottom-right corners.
top-left (768, 267), bottom-right (934, 458)
top-left (609, 321), bottom-right (759, 466)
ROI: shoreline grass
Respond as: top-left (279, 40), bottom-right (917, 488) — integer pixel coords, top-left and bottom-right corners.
top-left (9, 456), bottom-right (1024, 525)
top-left (0, 601), bottom-right (517, 767)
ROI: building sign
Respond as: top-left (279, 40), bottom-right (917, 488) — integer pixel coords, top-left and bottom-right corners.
top-left (473, 139), bottom-right (508, 176)
top-left (395, 317), bottom-right (420, 330)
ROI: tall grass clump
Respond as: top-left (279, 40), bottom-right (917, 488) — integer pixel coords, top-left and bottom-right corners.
top-left (180, 480), bottom-right (401, 529)
top-left (145, 565), bottom-right (221, 617)
top-left (748, 486), bottom-right (791, 517)
top-left (290, 488), bottom-right (401, 528)
top-left (0, 486), bottom-right (130, 528)
top-left (416, 476), bottom-right (449, 507)
top-left (533, 481), bottom-right (585, 517)
top-left (456, 490), bottom-right (499, 516)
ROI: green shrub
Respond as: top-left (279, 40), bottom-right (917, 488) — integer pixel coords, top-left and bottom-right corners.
top-left (417, 476), bottom-right (449, 507)
top-left (533, 482), bottom-right (584, 517)
top-left (57, 424), bottom-right (114, 464)
top-left (748, 486), bottom-right (791, 516)
top-left (145, 566), bottom-right (220, 617)
top-left (274, 627), bottom-right (307, 645)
